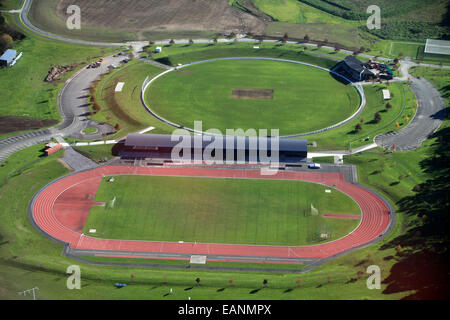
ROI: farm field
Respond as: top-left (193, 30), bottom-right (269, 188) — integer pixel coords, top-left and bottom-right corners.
top-left (83, 175), bottom-right (361, 245)
top-left (28, 0), bottom-right (264, 42)
top-left (146, 59), bottom-right (360, 136)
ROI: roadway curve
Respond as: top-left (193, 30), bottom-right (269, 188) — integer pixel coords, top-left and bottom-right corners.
top-left (29, 165), bottom-right (393, 270)
top-left (375, 77), bottom-right (447, 151)
top-left (0, 55), bottom-right (124, 162)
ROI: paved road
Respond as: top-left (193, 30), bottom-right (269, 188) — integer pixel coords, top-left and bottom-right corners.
top-left (0, 129), bottom-right (54, 162)
top-left (375, 77), bottom-right (446, 151)
top-left (56, 55), bottom-right (124, 139)
top-left (0, 55), bottom-right (124, 163)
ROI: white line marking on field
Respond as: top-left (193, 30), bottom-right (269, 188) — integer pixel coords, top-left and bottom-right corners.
top-left (138, 126), bottom-right (155, 134)
top-left (115, 82), bottom-right (125, 92)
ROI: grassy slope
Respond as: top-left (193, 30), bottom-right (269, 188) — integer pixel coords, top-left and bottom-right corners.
top-left (147, 59), bottom-right (359, 136)
top-left (150, 42), bottom-right (342, 69)
top-left (89, 60), bottom-right (175, 139)
top-left (83, 175), bottom-right (360, 245)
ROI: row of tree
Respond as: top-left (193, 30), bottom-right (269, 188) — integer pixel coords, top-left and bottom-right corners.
top-left (0, 13), bottom-right (25, 53)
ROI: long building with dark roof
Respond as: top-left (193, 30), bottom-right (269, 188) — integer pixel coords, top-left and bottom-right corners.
top-left (120, 134), bottom-right (308, 163)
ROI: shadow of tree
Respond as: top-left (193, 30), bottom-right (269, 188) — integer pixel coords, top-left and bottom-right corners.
top-left (379, 126), bottom-right (450, 299)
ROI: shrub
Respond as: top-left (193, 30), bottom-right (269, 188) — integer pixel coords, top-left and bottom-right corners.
top-left (374, 112), bottom-right (382, 123)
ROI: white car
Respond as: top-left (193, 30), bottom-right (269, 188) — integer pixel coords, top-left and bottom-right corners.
top-left (308, 163), bottom-right (321, 169)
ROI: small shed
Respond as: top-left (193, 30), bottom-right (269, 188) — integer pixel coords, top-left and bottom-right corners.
top-left (155, 47), bottom-right (162, 53)
top-left (0, 49), bottom-right (17, 67)
top-left (382, 89), bottom-right (391, 100)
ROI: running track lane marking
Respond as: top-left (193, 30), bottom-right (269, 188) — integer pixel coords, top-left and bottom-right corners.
top-left (31, 165), bottom-right (391, 260)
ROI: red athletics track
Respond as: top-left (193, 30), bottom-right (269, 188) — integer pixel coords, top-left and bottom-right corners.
top-left (32, 165), bottom-right (391, 259)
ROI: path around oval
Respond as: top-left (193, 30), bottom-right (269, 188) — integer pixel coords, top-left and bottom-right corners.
top-left (29, 165), bottom-right (393, 271)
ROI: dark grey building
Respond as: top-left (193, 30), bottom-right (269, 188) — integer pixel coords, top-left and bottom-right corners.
top-left (120, 134), bottom-right (308, 163)
top-left (0, 49), bottom-right (17, 67)
top-left (333, 55), bottom-right (375, 82)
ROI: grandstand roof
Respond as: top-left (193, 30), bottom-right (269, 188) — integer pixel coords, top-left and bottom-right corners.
top-left (425, 39), bottom-right (450, 56)
top-left (125, 134), bottom-right (307, 153)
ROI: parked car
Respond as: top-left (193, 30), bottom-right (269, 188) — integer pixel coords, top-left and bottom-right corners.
top-left (308, 163), bottom-right (321, 169)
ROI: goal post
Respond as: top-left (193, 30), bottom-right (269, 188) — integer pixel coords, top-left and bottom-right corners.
top-left (310, 203), bottom-right (319, 216)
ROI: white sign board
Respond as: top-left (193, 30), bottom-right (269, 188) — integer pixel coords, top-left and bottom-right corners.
top-left (190, 255), bottom-right (207, 264)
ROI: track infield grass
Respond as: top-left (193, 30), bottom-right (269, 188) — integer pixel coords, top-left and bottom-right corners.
top-left (146, 59), bottom-right (360, 136)
top-left (83, 175), bottom-right (361, 246)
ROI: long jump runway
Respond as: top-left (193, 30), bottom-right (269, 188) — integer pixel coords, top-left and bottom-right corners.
top-left (30, 165), bottom-right (392, 264)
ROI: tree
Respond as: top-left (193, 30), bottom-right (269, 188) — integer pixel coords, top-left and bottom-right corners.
top-left (374, 112), bottom-right (382, 123)
top-left (195, 277), bottom-right (201, 286)
top-left (303, 34), bottom-right (310, 42)
top-left (229, 278), bottom-right (234, 288)
top-left (213, 37), bottom-right (218, 44)
top-left (282, 33), bottom-right (288, 43)
top-left (386, 102), bottom-right (392, 110)
top-left (263, 279), bottom-right (268, 288)
top-left (189, 38), bottom-right (194, 45)
top-left (169, 39), bottom-right (175, 45)
top-left (355, 123), bottom-right (362, 132)
top-left (359, 46), bottom-right (366, 53)
top-left (149, 40), bottom-right (155, 45)
top-left (0, 33), bottom-right (13, 51)
top-left (115, 123), bottom-right (121, 131)
top-left (296, 278), bottom-right (302, 288)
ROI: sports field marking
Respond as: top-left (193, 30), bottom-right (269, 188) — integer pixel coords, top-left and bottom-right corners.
top-left (115, 82), bottom-right (125, 92)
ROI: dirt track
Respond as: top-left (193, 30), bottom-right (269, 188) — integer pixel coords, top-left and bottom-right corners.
top-left (56, 0), bottom-right (266, 37)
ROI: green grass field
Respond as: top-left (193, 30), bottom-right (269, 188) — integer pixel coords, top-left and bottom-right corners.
top-left (83, 175), bottom-right (360, 245)
top-left (146, 59), bottom-right (360, 135)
